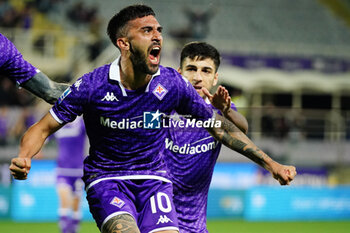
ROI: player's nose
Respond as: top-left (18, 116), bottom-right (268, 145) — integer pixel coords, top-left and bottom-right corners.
top-left (152, 30), bottom-right (162, 42)
top-left (193, 71), bottom-right (203, 82)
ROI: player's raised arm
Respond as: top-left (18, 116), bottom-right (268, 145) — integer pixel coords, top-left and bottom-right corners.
top-left (21, 72), bottom-right (69, 104)
top-left (9, 112), bottom-right (63, 180)
top-left (207, 113), bottom-right (296, 185)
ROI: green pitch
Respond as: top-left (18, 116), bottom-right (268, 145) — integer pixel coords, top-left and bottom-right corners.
top-left (0, 220), bottom-right (349, 233)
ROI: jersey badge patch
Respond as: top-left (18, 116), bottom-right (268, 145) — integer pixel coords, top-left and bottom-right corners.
top-left (110, 196), bottom-right (125, 208)
top-left (152, 83), bottom-right (168, 101)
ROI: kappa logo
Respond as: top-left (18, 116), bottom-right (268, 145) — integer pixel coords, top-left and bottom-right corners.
top-left (152, 83), bottom-right (168, 101)
top-left (156, 215), bottom-right (173, 225)
top-left (110, 196), bottom-right (125, 208)
top-left (101, 92), bottom-right (119, 101)
top-left (74, 79), bottom-right (82, 91)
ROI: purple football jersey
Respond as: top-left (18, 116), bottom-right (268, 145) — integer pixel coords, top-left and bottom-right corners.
top-left (54, 116), bottom-right (86, 177)
top-left (164, 102), bottom-right (237, 233)
top-left (50, 57), bottom-right (214, 186)
top-left (0, 33), bottom-right (39, 85)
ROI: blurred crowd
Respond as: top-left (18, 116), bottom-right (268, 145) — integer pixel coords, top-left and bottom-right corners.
top-left (0, 77), bottom-right (39, 145)
top-left (0, 0), bottom-right (65, 29)
top-left (0, 0), bottom-right (105, 60)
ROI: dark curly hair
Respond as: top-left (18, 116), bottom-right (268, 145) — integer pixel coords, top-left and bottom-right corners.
top-left (107, 4), bottom-right (155, 49)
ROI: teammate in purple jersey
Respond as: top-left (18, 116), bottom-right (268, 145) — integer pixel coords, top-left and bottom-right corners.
top-left (9, 4), bottom-right (296, 233)
top-left (164, 42), bottom-right (248, 233)
top-left (54, 117), bottom-right (86, 233)
top-left (0, 33), bottom-right (68, 104)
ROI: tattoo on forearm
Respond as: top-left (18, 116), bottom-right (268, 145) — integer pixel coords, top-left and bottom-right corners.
top-left (102, 214), bottom-right (140, 233)
top-left (211, 114), bottom-right (266, 167)
top-left (221, 131), bottom-right (265, 166)
top-left (23, 73), bottom-right (68, 104)
top-left (221, 116), bottom-right (238, 133)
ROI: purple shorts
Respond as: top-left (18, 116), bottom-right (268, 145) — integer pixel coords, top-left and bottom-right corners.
top-left (57, 175), bottom-right (84, 195)
top-left (86, 178), bottom-right (179, 232)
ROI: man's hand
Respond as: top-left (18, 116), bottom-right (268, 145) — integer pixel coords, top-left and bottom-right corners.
top-left (269, 162), bottom-right (297, 185)
top-left (9, 157), bottom-right (31, 180)
top-left (203, 85), bottom-right (231, 114)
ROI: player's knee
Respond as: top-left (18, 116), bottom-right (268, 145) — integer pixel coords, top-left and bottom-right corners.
top-left (101, 214), bottom-right (140, 233)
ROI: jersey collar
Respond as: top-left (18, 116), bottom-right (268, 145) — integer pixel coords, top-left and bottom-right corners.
top-left (109, 56), bottom-right (161, 96)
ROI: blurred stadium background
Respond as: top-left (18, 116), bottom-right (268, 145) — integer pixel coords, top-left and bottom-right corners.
top-left (1, 0), bottom-right (350, 232)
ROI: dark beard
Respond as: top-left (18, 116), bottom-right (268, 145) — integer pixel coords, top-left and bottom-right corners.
top-left (129, 42), bottom-right (158, 75)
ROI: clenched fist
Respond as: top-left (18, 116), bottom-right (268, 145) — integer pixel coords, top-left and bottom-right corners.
top-left (271, 163), bottom-right (297, 185)
top-left (9, 157), bottom-right (31, 180)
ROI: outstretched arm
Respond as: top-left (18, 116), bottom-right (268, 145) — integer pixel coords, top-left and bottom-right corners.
top-left (9, 112), bottom-right (63, 180)
top-left (207, 111), bottom-right (296, 185)
top-left (21, 72), bottom-right (69, 104)
top-left (203, 86), bottom-right (248, 134)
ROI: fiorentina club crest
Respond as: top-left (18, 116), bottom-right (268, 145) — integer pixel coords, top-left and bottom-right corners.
top-left (110, 196), bottom-right (125, 208)
top-left (152, 83), bottom-right (168, 101)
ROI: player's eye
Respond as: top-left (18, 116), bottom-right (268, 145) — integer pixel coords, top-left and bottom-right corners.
top-left (143, 27), bottom-right (152, 33)
top-left (202, 69), bottom-right (211, 74)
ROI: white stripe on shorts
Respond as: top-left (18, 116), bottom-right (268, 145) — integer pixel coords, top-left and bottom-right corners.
top-left (85, 175), bottom-right (172, 192)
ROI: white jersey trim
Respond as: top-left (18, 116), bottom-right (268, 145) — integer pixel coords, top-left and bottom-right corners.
top-left (85, 175), bottom-right (172, 192)
top-left (101, 211), bottom-right (136, 231)
top-left (109, 56), bottom-right (161, 96)
top-left (50, 109), bottom-right (64, 124)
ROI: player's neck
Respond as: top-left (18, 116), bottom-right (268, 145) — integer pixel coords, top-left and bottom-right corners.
top-left (119, 59), bottom-right (152, 90)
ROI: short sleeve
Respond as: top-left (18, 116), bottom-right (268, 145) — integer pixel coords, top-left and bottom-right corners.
top-left (0, 34), bottom-right (38, 85)
top-left (50, 75), bottom-right (90, 124)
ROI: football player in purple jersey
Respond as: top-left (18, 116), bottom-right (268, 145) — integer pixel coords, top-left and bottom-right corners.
top-left (164, 41), bottom-right (248, 232)
top-left (9, 4), bottom-right (296, 233)
top-left (54, 117), bottom-right (86, 233)
top-left (0, 33), bottom-right (68, 104)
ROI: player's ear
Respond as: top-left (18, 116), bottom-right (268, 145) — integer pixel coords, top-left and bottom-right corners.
top-left (177, 67), bottom-right (182, 74)
top-left (117, 38), bottom-right (129, 51)
top-left (213, 72), bottom-right (218, 86)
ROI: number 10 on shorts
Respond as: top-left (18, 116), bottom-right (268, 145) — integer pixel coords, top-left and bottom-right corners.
top-left (150, 192), bottom-right (172, 213)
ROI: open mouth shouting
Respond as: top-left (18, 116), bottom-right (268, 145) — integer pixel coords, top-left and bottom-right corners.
top-left (193, 84), bottom-right (202, 92)
top-left (149, 45), bottom-right (161, 65)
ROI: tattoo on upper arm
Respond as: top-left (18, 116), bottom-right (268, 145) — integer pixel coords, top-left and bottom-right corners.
top-left (102, 214), bottom-right (140, 233)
